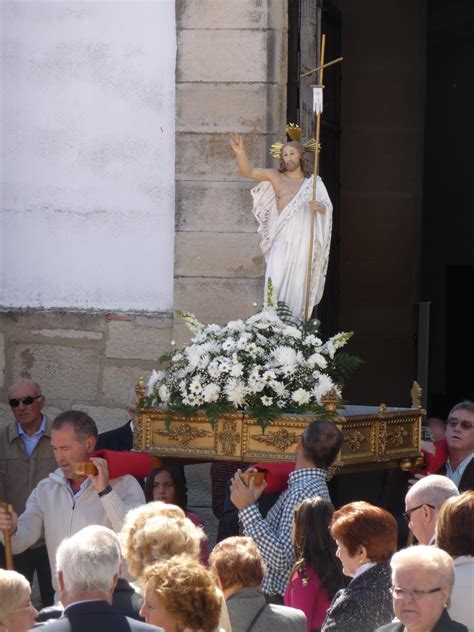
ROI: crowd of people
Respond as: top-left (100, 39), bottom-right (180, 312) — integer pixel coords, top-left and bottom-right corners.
top-left (0, 377), bottom-right (472, 632)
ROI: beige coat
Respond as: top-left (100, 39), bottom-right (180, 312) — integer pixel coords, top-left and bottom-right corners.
top-left (0, 416), bottom-right (56, 514)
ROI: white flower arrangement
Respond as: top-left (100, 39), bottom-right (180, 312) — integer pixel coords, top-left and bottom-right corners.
top-left (143, 285), bottom-right (362, 430)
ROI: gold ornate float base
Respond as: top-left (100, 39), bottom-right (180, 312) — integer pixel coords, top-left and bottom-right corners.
top-left (133, 405), bottom-right (424, 472)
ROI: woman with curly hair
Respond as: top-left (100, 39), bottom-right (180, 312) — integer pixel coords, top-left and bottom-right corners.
top-left (140, 554), bottom-right (223, 632)
top-left (284, 497), bottom-right (345, 632)
top-left (0, 569), bottom-right (38, 632)
top-left (145, 466), bottom-right (209, 565)
top-left (119, 501), bottom-right (203, 583)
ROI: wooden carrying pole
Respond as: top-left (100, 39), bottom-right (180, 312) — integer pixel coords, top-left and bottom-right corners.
top-left (0, 501), bottom-right (14, 570)
top-left (304, 34), bottom-right (326, 322)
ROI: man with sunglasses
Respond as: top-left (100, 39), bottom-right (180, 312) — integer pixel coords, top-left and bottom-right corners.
top-left (404, 474), bottom-right (459, 544)
top-left (0, 378), bottom-right (56, 606)
top-left (436, 401), bottom-right (474, 491)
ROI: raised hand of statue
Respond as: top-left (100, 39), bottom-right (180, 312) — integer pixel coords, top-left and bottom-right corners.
top-left (230, 132), bottom-right (245, 154)
top-left (310, 200), bottom-right (326, 214)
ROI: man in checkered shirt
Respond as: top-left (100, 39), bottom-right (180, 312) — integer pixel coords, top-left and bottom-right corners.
top-left (230, 420), bottom-right (343, 601)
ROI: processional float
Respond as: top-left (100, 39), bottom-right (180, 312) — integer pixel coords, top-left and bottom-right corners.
top-left (133, 35), bottom-right (425, 476)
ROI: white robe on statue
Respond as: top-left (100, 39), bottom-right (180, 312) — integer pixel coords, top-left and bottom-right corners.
top-left (251, 175), bottom-right (333, 320)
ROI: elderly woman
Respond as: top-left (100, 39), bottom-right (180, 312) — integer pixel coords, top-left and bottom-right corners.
top-left (210, 536), bottom-right (306, 632)
top-left (436, 491), bottom-right (474, 630)
top-left (140, 554), bottom-right (222, 632)
top-left (375, 545), bottom-right (468, 632)
top-left (0, 569), bottom-right (38, 632)
top-left (321, 501), bottom-right (397, 632)
top-left (120, 502), bottom-right (231, 632)
top-left (119, 501), bottom-right (203, 582)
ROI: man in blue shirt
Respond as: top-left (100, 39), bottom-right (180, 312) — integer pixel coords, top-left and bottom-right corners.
top-left (0, 378), bottom-right (56, 605)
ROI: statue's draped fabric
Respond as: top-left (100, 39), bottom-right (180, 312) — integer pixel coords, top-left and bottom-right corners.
top-left (251, 175), bottom-right (333, 320)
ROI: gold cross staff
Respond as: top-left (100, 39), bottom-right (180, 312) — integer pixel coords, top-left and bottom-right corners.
top-left (302, 35), bottom-right (343, 321)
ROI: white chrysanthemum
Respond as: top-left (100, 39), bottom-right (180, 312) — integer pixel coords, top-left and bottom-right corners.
top-left (226, 319), bottom-right (246, 332)
top-left (192, 331), bottom-right (207, 344)
top-left (222, 338), bottom-right (236, 352)
top-left (273, 346), bottom-right (298, 368)
top-left (261, 395), bottom-right (273, 406)
top-left (270, 380), bottom-right (288, 399)
top-left (202, 340), bottom-right (220, 354)
top-left (147, 369), bottom-right (165, 391)
top-left (205, 324), bottom-right (221, 334)
top-left (185, 345), bottom-right (203, 370)
top-left (292, 388), bottom-right (311, 405)
top-left (195, 394), bottom-right (205, 405)
top-left (158, 384), bottom-right (171, 403)
top-left (246, 342), bottom-right (258, 356)
top-left (198, 353), bottom-right (211, 369)
top-left (312, 374), bottom-right (337, 403)
top-left (225, 378), bottom-right (247, 408)
top-left (207, 361), bottom-right (222, 380)
top-left (303, 334), bottom-right (323, 347)
top-left (263, 370), bottom-right (277, 382)
top-left (189, 378), bottom-right (202, 394)
top-left (203, 383), bottom-right (220, 403)
top-left (230, 363), bottom-right (244, 377)
top-left (283, 325), bottom-right (302, 339)
top-left (307, 353), bottom-right (328, 369)
top-left (246, 309), bottom-right (282, 327)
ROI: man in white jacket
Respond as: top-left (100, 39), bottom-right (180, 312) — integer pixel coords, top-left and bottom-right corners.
top-left (0, 410), bottom-right (144, 595)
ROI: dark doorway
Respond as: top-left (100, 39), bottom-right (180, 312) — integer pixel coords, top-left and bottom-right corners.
top-left (421, 0), bottom-right (474, 417)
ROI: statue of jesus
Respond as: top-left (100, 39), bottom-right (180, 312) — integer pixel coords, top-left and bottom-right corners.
top-left (230, 133), bottom-right (333, 320)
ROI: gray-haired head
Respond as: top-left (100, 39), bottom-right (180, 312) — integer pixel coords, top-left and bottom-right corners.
top-left (391, 544), bottom-right (454, 589)
top-left (406, 474), bottom-right (459, 509)
top-left (7, 378), bottom-right (42, 398)
top-left (56, 525), bottom-right (121, 599)
top-left (448, 400), bottom-right (474, 417)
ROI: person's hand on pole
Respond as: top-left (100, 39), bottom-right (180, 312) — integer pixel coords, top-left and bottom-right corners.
top-left (230, 469), bottom-right (267, 510)
top-left (88, 457), bottom-right (111, 494)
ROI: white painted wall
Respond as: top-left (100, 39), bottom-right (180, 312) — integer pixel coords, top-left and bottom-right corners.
top-left (0, 1), bottom-right (176, 311)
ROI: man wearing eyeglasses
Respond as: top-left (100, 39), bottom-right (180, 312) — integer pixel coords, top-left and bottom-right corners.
top-left (0, 378), bottom-right (56, 606)
top-left (436, 401), bottom-right (474, 491)
top-left (404, 474), bottom-right (459, 545)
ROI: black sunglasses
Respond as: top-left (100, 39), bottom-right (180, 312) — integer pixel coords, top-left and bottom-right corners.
top-left (9, 395), bottom-right (43, 408)
top-left (402, 503), bottom-right (435, 522)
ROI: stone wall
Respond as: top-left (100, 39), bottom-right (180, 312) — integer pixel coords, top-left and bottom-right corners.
top-left (0, 1), bottom-right (289, 429)
top-left (0, 311), bottom-right (172, 431)
top-left (173, 0), bottom-right (288, 345)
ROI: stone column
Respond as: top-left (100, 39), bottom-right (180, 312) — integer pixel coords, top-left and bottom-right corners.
top-left (174, 0), bottom-right (288, 343)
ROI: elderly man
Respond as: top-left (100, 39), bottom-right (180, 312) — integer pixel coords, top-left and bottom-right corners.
top-left (42, 525), bottom-right (160, 631)
top-left (231, 419), bottom-right (343, 602)
top-left (0, 410), bottom-right (144, 597)
top-left (404, 474), bottom-right (459, 545)
top-left (0, 378), bottom-right (56, 605)
top-left (436, 401), bottom-right (474, 490)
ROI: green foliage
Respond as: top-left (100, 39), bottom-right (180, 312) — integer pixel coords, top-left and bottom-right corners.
top-left (327, 352), bottom-right (364, 385)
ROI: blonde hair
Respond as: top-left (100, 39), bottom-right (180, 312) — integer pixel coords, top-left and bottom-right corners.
top-left (145, 555), bottom-right (221, 632)
top-left (120, 502), bottom-right (203, 582)
top-left (0, 569), bottom-right (31, 630)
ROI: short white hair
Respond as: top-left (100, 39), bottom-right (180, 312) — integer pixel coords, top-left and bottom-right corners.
top-left (56, 525), bottom-right (121, 595)
top-left (406, 474), bottom-right (459, 509)
top-left (391, 545), bottom-right (454, 588)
